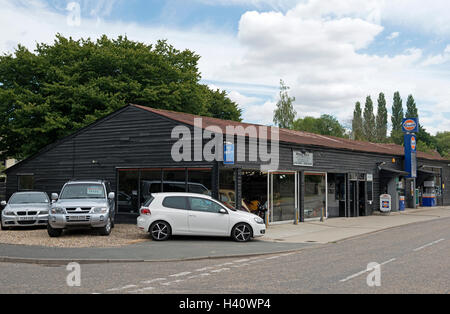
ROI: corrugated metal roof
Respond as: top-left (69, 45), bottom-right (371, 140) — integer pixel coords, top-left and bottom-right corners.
top-left (133, 104), bottom-right (446, 161)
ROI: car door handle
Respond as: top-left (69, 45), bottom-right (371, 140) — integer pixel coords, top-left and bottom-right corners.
top-left (189, 214), bottom-right (196, 218)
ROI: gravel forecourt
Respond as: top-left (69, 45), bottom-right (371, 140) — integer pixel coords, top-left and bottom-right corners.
top-left (0, 224), bottom-right (149, 248)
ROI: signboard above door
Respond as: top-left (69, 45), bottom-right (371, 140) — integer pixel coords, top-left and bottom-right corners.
top-left (293, 151), bottom-right (314, 167)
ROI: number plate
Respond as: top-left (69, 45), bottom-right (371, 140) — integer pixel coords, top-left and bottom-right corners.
top-left (19, 217), bottom-right (36, 221)
top-left (69, 216), bottom-right (87, 221)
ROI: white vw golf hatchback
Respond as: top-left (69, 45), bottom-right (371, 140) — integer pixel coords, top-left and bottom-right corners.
top-left (137, 193), bottom-right (266, 242)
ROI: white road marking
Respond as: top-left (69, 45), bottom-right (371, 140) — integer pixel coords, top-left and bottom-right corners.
top-left (340, 258), bottom-right (396, 283)
top-left (161, 279), bottom-right (185, 286)
top-left (199, 273), bottom-right (211, 277)
top-left (170, 272), bottom-right (192, 277)
top-left (195, 267), bottom-right (214, 272)
top-left (211, 268), bottom-right (230, 273)
top-left (233, 258), bottom-right (251, 263)
top-left (106, 284), bottom-right (137, 292)
top-left (280, 252), bottom-right (296, 257)
top-left (265, 255), bottom-right (281, 260)
top-left (141, 278), bottom-right (167, 284)
top-left (217, 262), bottom-right (234, 267)
top-left (413, 239), bottom-right (445, 252)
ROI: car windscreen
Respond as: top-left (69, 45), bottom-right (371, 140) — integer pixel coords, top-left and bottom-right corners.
top-left (9, 193), bottom-right (49, 204)
top-left (60, 184), bottom-right (106, 199)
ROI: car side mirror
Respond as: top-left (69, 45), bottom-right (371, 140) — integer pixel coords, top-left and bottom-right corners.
top-left (108, 192), bottom-right (115, 200)
top-left (219, 208), bottom-right (227, 214)
top-left (0, 201), bottom-right (6, 206)
top-left (51, 193), bottom-right (59, 201)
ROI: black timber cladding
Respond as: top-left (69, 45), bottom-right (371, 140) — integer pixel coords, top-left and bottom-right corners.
top-left (5, 104), bottom-right (450, 210)
top-left (5, 106), bottom-right (215, 198)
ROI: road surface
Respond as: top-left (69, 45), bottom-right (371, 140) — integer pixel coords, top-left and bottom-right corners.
top-left (0, 217), bottom-right (449, 294)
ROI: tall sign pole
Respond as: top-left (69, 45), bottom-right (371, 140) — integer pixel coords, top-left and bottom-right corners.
top-left (402, 118), bottom-right (419, 208)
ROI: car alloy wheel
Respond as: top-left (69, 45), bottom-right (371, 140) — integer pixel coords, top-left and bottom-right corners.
top-left (151, 222), bottom-right (170, 241)
top-left (99, 217), bottom-right (112, 236)
top-left (233, 223), bottom-right (252, 242)
top-left (105, 217), bottom-right (111, 233)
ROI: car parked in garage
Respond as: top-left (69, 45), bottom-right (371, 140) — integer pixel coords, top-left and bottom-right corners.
top-left (1, 192), bottom-right (51, 230)
top-left (47, 180), bottom-right (116, 237)
top-left (137, 193), bottom-right (266, 242)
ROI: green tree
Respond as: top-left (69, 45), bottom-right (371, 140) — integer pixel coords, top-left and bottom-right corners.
top-left (435, 131), bottom-right (450, 158)
top-left (294, 115), bottom-right (346, 138)
top-left (352, 102), bottom-right (364, 141)
top-left (0, 35), bottom-right (242, 159)
top-left (375, 93), bottom-right (388, 142)
top-left (417, 125), bottom-right (437, 153)
top-left (200, 86), bottom-right (242, 122)
top-left (293, 117), bottom-right (320, 134)
top-left (391, 91), bottom-right (404, 145)
top-left (363, 96), bottom-right (376, 142)
top-left (273, 80), bottom-right (296, 129)
top-left (405, 95), bottom-right (419, 118)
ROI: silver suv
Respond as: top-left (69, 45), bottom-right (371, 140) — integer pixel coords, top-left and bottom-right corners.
top-left (48, 180), bottom-right (115, 237)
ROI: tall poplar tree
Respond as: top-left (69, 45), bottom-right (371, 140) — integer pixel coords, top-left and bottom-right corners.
top-left (391, 92), bottom-right (404, 145)
top-left (352, 102), bottom-right (364, 140)
top-left (406, 95), bottom-right (419, 118)
top-left (375, 93), bottom-right (388, 142)
top-left (363, 96), bottom-right (376, 142)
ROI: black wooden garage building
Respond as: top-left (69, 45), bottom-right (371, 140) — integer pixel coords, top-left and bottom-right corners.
top-left (4, 105), bottom-right (450, 223)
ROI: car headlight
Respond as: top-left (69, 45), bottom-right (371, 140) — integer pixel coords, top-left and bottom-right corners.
top-left (51, 207), bottom-right (65, 214)
top-left (3, 211), bottom-right (15, 216)
top-left (254, 217), bottom-right (265, 224)
top-left (92, 207), bottom-right (108, 214)
top-left (39, 210), bottom-right (49, 215)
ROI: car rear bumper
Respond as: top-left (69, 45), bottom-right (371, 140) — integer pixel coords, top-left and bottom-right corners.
top-left (137, 216), bottom-right (151, 231)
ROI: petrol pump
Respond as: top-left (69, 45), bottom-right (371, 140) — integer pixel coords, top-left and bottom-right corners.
top-left (422, 181), bottom-right (437, 207)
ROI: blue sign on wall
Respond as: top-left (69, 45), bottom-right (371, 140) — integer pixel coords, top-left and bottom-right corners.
top-left (402, 118), bottom-right (419, 133)
top-left (224, 142), bottom-right (235, 165)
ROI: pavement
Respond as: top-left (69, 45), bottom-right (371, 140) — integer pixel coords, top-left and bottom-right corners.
top-left (0, 206), bottom-right (448, 264)
top-left (264, 206), bottom-right (450, 244)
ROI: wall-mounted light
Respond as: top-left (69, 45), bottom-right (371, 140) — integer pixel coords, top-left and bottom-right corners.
top-left (392, 158), bottom-right (396, 163)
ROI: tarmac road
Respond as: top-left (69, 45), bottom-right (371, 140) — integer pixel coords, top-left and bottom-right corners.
top-left (0, 217), bottom-right (449, 294)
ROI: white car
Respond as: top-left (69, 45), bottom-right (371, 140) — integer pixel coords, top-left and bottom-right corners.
top-left (137, 193), bottom-right (266, 242)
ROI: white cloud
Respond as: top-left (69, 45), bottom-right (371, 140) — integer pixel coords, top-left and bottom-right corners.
top-left (228, 91), bottom-right (263, 107)
top-left (421, 45), bottom-right (450, 66)
top-left (1, 0), bottom-right (450, 135)
top-left (387, 32), bottom-right (400, 40)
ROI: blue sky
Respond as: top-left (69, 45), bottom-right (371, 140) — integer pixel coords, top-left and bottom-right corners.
top-left (1, 0), bottom-right (449, 133)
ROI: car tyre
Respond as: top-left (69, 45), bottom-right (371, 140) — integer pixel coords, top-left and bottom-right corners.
top-left (150, 221), bottom-right (171, 241)
top-left (231, 223), bottom-right (253, 242)
top-left (1, 222), bottom-right (10, 231)
top-left (47, 224), bottom-right (63, 238)
top-left (98, 217), bottom-right (112, 236)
